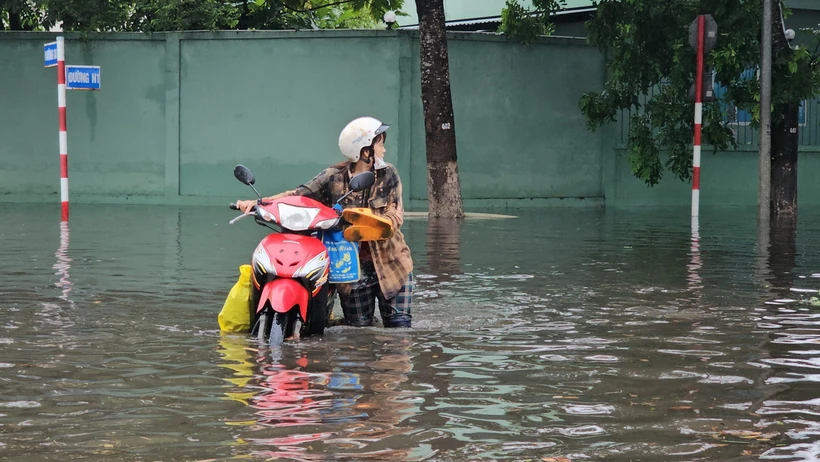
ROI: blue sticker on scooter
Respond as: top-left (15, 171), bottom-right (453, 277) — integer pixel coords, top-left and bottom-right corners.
top-left (321, 230), bottom-right (361, 283)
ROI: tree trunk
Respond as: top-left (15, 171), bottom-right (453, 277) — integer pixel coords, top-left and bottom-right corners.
top-left (7, 8), bottom-right (23, 30)
top-left (415, 0), bottom-right (464, 218)
top-left (771, 103), bottom-right (799, 216)
top-left (238, 0), bottom-right (250, 29)
top-left (769, 0), bottom-right (799, 217)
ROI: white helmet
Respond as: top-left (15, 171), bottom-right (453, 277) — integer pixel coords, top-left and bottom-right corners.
top-left (338, 117), bottom-right (390, 163)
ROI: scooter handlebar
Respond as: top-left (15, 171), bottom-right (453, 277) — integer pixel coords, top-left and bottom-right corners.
top-left (228, 202), bottom-right (260, 225)
top-left (229, 203), bottom-right (257, 212)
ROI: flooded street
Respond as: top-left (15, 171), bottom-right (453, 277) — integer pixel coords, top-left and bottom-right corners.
top-left (2, 203), bottom-right (820, 461)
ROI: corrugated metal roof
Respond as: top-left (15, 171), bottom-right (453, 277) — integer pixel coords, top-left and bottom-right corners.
top-left (398, 6), bottom-right (595, 30)
top-left (789, 0), bottom-right (820, 11)
top-left (396, 0), bottom-right (594, 28)
top-left (394, 0), bottom-right (817, 29)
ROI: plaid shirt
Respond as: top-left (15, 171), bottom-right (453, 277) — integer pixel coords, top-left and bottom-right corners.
top-left (271, 162), bottom-right (414, 299)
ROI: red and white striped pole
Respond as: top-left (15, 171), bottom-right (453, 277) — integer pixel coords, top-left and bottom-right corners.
top-left (692, 15), bottom-right (705, 218)
top-left (57, 36), bottom-right (69, 222)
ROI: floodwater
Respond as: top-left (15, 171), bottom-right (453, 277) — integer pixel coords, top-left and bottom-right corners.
top-left (2, 203), bottom-right (820, 461)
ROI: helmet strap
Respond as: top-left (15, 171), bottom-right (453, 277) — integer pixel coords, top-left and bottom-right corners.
top-left (360, 148), bottom-right (373, 164)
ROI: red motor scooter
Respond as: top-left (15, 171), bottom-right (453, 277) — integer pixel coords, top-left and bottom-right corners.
top-left (229, 164), bottom-right (391, 345)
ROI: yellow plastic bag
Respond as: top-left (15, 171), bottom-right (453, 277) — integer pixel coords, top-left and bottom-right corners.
top-left (218, 265), bottom-right (252, 332)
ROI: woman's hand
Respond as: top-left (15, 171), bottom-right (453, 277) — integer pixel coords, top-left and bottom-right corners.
top-left (235, 191), bottom-right (293, 214)
top-left (235, 200), bottom-right (257, 214)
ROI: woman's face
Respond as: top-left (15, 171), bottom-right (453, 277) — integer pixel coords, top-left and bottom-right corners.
top-left (372, 135), bottom-right (386, 160)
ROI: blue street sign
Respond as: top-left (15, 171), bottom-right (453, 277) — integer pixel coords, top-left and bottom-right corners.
top-left (65, 65), bottom-right (101, 91)
top-left (44, 42), bottom-right (58, 68)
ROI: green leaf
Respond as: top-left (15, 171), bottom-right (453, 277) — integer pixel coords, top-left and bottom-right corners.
top-left (569, 0), bottom-right (820, 186)
top-left (4, 0), bottom-right (407, 31)
top-left (499, 0), bottom-right (565, 44)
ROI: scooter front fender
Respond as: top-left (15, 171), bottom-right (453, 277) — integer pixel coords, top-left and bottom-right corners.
top-left (257, 278), bottom-right (310, 322)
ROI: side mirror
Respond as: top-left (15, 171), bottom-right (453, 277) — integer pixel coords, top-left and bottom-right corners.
top-left (234, 165), bottom-right (255, 186)
top-left (349, 171), bottom-right (375, 192)
top-left (334, 171), bottom-right (376, 207)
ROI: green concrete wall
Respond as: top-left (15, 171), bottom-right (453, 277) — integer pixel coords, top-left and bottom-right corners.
top-left (0, 34), bottom-right (170, 199)
top-left (3, 28), bottom-right (820, 210)
top-left (408, 34), bottom-right (604, 205)
top-left (603, 147), bottom-right (820, 208)
top-left (176, 33), bottom-right (403, 199)
top-left (0, 35), bottom-right (169, 197)
top-left (0, 30), bottom-right (606, 209)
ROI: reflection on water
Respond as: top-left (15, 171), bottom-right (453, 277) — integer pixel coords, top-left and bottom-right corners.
top-left (216, 331), bottom-right (421, 460)
top-left (2, 204), bottom-right (820, 460)
top-left (53, 221), bottom-right (74, 304)
top-left (426, 218), bottom-right (463, 278)
top-left (688, 216), bottom-right (703, 297)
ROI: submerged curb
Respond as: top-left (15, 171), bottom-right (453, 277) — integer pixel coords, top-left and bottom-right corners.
top-left (404, 212), bottom-right (517, 220)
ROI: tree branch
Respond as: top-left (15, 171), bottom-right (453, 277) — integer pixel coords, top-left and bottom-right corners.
top-left (282, 0), bottom-right (356, 14)
top-left (810, 39), bottom-right (820, 65)
top-left (772, 0), bottom-right (793, 56)
top-left (7, 7), bottom-right (22, 30)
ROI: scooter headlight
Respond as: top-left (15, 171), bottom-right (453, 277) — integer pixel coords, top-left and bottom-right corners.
top-left (314, 217), bottom-right (341, 230)
top-left (277, 203), bottom-right (320, 231)
top-left (257, 207), bottom-right (276, 223)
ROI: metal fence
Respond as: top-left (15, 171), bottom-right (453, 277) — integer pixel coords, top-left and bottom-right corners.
top-left (617, 83), bottom-right (820, 147)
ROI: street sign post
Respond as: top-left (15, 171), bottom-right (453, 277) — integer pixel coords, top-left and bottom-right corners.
top-left (44, 42), bottom-right (58, 68)
top-left (65, 65), bottom-right (101, 91)
top-left (43, 37), bottom-right (102, 222)
top-left (689, 14), bottom-right (718, 53)
top-left (687, 14), bottom-right (718, 219)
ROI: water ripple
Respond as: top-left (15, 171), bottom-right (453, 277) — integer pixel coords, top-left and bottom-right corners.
top-left (2, 205), bottom-right (820, 460)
